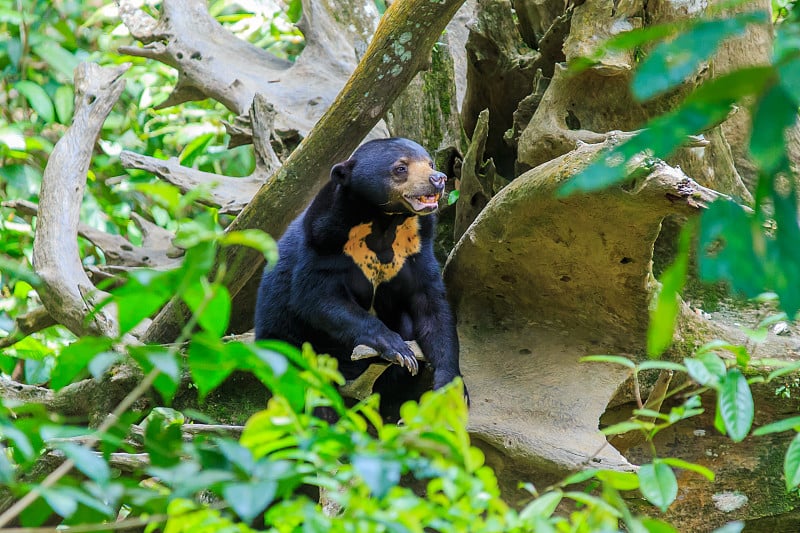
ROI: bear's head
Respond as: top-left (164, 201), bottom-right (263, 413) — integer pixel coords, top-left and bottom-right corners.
top-left (331, 138), bottom-right (447, 215)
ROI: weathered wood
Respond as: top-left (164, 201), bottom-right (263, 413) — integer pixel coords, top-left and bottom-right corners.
top-left (117, 0), bottom-right (380, 137)
top-left (444, 140), bottom-right (723, 483)
top-left (32, 62), bottom-right (130, 338)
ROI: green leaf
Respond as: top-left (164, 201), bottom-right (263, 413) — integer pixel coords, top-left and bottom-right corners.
top-left (15, 80), bottom-right (55, 123)
top-left (54, 85), bottom-right (74, 124)
top-left (641, 518), bottom-right (680, 533)
top-left (58, 442), bottom-right (110, 485)
top-left (41, 487), bottom-right (78, 519)
top-left (112, 269), bottom-right (177, 335)
top-left (632, 11), bottom-right (768, 101)
top-left (130, 347), bottom-right (181, 403)
top-left (697, 199), bottom-right (764, 299)
top-left (749, 83), bottom-right (798, 175)
top-left (685, 352), bottom-right (727, 388)
top-left (560, 68), bottom-right (772, 196)
top-left (717, 369), bottom-right (754, 442)
top-left (638, 360), bottom-right (687, 372)
top-left (31, 41), bottom-right (81, 81)
top-left (659, 458), bottom-right (714, 481)
top-left (560, 468), bottom-right (599, 486)
top-left (188, 332), bottom-right (237, 399)
top-left (696, 340), bottom-right (751, 368)
top-left (179, 133), bottom-right (215, 167)
top-left (648, 223), bottom-right (692, 357)
top-left (0, 448), bottom-right (13, 484)
top-left (563, 491), bottom-right (622, 517)
top-left (286, 0), bottom-right (302, 23)
top-left (51, 337), bottom-right (114, 390)
top-left (181, 281), bottom-right (231, 338)
top-left (447, 189), bottom-right (460, 205)
top-left (601, 420), bottom-right (653, 436)
top-left (24, 357), bottom-right (54, 385)
top-left (753, 416), bottom-right (800, 436)
top-left (596, 470), bottom-right (640, 490)
top-left (579, 355), bottom-right (635, 368)
top-left (519, 490), bottom-right (562, 521)
top-left (223, 481), bottom-right (277, 523)
top-left (638, 461), bottom-right (678, 512)
top-left (352, 454), bottom-right (401, 498)
top-left (784, 433), bottom-right (800, 491)
top-left (220, 229), bottom-right (278, 266)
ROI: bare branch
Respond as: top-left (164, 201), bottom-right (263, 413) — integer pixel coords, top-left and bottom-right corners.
top-left (116, 0), bottom-right (381, 138)
top-left (0, 307), bottom-right (56, 349)
top-left (6, 199), bottom-right (177, 269)
top-left (32, 63), bottom-right (130, 338)
top-left (119, 151), bottom-right (263, 215)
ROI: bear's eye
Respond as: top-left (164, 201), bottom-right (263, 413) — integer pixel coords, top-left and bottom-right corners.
top-left (393, 165), bottom-right (408, 175)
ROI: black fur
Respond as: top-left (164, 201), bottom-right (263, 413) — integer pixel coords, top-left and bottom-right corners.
top-left (255, 138), bottom-right (464, 404)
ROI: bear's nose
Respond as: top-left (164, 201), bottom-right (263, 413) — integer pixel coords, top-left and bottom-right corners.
top-left (429, 171), bottom-right (446, 189)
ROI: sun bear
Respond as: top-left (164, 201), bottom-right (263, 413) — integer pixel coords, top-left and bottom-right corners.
top-left (254, 137), bottom-right (465, 406)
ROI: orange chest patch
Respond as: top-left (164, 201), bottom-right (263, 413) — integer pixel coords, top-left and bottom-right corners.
top-left (343, 217), bottom-right (421, 287)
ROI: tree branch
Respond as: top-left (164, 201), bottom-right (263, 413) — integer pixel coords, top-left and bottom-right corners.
top-left (0, 307), bottom-right (56, 350)
top-left (31, 63), bottom-right (130, 338)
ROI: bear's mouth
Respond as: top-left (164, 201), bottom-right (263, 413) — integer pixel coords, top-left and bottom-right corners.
top-left (403, 192), bottom-right (441, 214)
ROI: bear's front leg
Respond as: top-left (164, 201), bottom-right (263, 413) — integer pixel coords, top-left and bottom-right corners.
top-left (289, 281), bottom-right (418, 374)
top-left (409, 285), bottom-right (466, 399)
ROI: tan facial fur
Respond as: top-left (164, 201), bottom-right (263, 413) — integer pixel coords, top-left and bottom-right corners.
top-left (390, 159), bottom-right (443, 213)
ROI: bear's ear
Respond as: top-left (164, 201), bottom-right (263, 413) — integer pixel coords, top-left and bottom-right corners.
top-left (331, 159), bottom-right (356, 187)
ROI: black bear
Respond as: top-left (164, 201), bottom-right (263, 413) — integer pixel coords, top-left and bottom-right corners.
top-left (255, 137), bottom-right (464, 405)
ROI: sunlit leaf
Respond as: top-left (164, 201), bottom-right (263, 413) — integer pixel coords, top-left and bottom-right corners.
top-left (188, 332), bottom-right (237, 399)
top-left (179, 133), bottom-right (215, 167)
top-left (638, 461), bottom-right (678, 512)
top-left (752, 416), bottom-right (800, 436)
top-left (32, 41), bottom-right (81, 81)
top-left (54, 85), bottom-right (75, 124)
top-left (632, 11), bottom-right (768, 101)
top-left (648, 223), bottom-right (692, 357)
top-left (58, 442), bottom-right (111, 485)
top-left (685, 352), bottom-right (726, 388)
top-left (519, 490), bottom-right (563, 521)
top-left (223, 481), bottom-right (277, 523)
top-left (784, 433), bottom-right (800, 490)
top-left (352, 454), bottom-right (401, 499)
top-left (15, 80), bottom-right (55, 123)
top-left (51, 337), bottom-right (114, 390)
top-left (220, 229), bottom-right (279, 266)
top-left (718, 369), bottom-right (754, 442)
top-left (749, 83), bottom-right (797, 174)
top-left (602, 420), bottom-right (654, 436)
top-left (596, 470), bottom-right (640, 490)
top-left (640, 517), bottom-right (680, 533)
top-left (181, 281), bottom-right (231, 338)
top-left (41, 487), bottom-right (78, 519)
top-left (659, 457), bottom-right (714, 481)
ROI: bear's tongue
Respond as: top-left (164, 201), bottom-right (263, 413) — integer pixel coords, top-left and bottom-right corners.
top-left (417, 192), bottom-right (440, 205)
